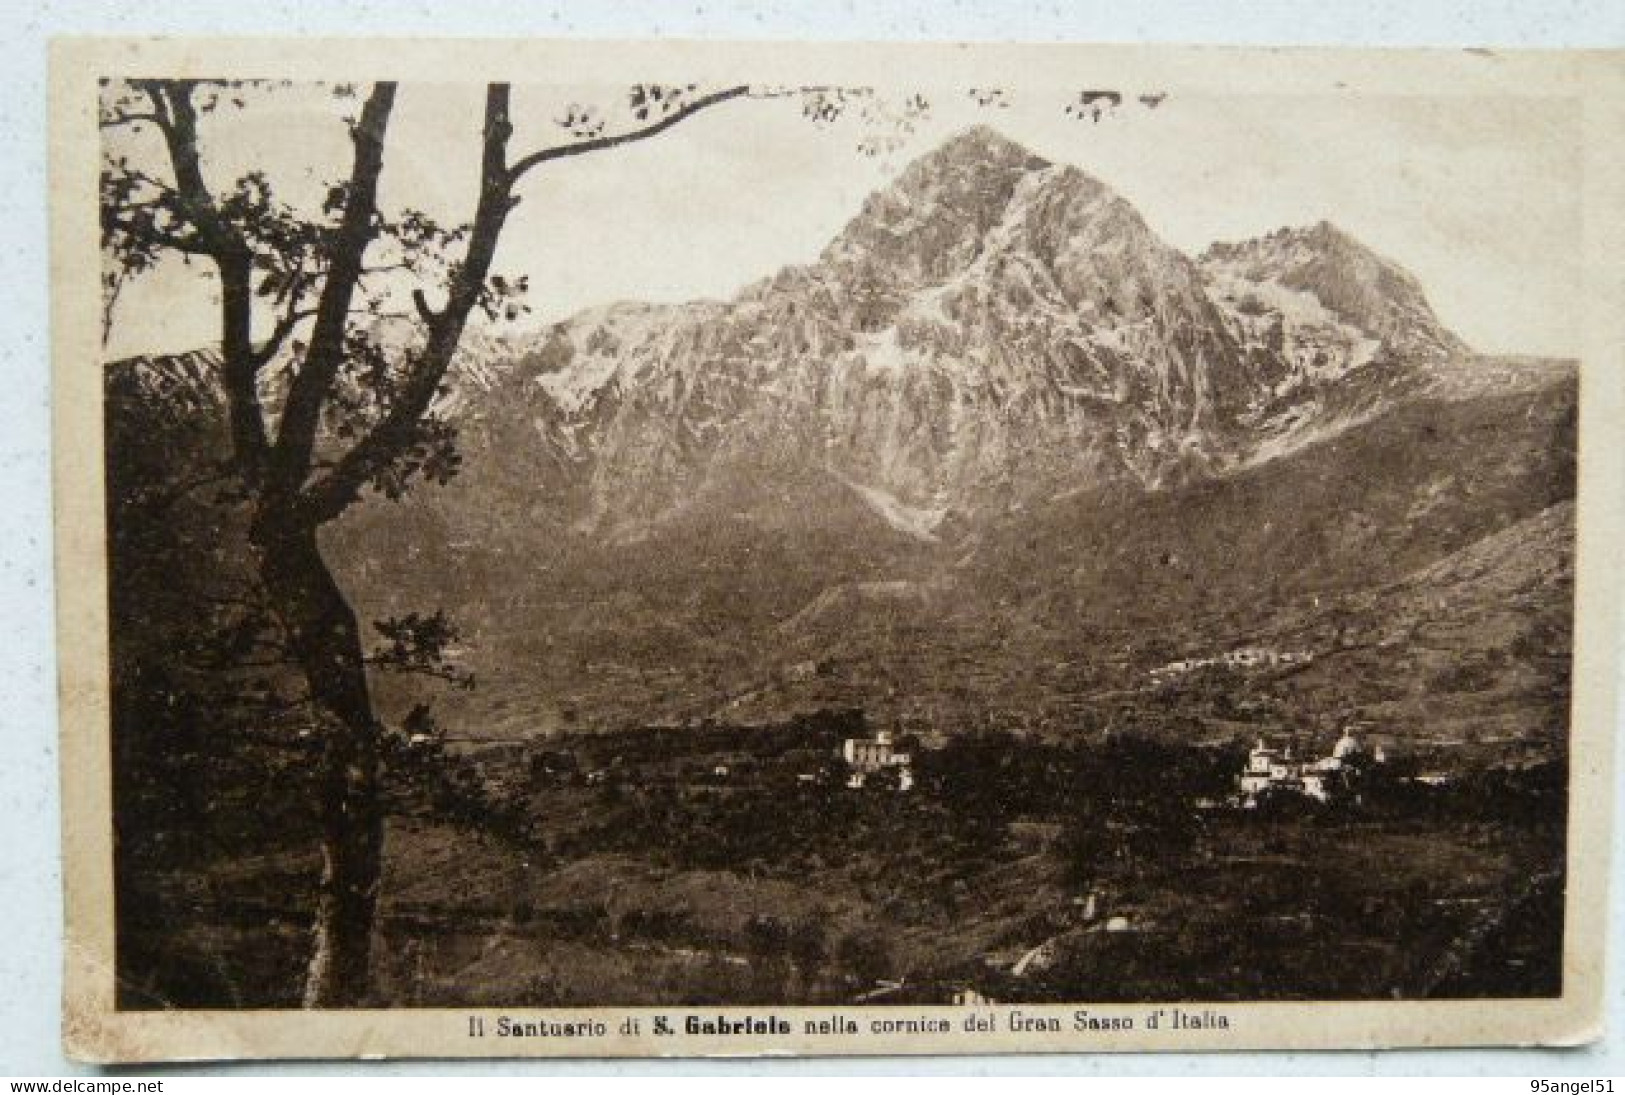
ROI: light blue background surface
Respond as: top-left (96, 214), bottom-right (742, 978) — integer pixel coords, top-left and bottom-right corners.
top-left (3, 0), bottom-right (1622, 1076)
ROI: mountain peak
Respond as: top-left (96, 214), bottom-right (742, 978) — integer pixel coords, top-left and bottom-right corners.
top-left (1222, 220), bottom-right (1410, 278)
top-left (1201, 222), bottom-right (1467, 358)
top-left (821, 128), bottom-right (1060, 283)
top-left (1300, 218), bottom-right (1361, 252)
top-left (926, 125), bottom-right (1050, 169)
top-left (889, 126), bottom-right (1052, 204)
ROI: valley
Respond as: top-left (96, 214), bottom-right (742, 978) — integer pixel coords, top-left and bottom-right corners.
top-left (104, 124), bottom-right (1578, 1009)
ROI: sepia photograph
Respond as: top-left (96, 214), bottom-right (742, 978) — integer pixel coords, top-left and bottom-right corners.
top-left (51, 38), bottom-right (1621, 1060)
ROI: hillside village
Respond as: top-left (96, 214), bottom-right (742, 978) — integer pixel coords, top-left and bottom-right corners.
top-left (453, 706), bottom-right (1431, 817)
top-left (1150, 647), bottom-right (1313, 683)
top-left (353, 705), bottom-right (1565, 1009)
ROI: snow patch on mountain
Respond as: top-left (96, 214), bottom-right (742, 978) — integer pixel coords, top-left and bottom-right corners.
top-left (138, 127), bottom-right (1478, 537)
top-left (832, 470), bottom-right (948, 542)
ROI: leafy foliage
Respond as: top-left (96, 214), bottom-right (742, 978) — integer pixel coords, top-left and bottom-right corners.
top-left (368, 610), bottom-right (474, 689)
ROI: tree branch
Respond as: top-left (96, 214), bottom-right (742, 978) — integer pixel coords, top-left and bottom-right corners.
top-left (267, 81), bottom-right (398, 503)
top-left (132, 80), bottom-right (272, 479)
top-left (361, 657), bottom-right (473, 687)
top-left (134, 81), bottom-right (227, 252)
top-left (296, 84), bottom-right (514, 524)
top-left (100, 110), bottom-right (164, 129)
top-left (300, 80), bottom-right (764, 524)
top-left (253, 304), bottom-right (320, 367)
top-left (507, 84), bottom-right (752, 182)
top-left (411, 288), bottom-right (440, 325)
top-left (103, 209), bottom-right (217, 256)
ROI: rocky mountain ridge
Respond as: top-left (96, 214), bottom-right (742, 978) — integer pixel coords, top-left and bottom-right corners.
top-left (437, 127), bottom-right (1476, 538)
top-left (105, 126), bottom-right (1578, 746)
top-left (112, 127), bottom-right (1489, 544)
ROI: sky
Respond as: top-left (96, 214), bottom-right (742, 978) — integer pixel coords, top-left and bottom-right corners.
top-left (103, 80), bottom-right (1583, 359)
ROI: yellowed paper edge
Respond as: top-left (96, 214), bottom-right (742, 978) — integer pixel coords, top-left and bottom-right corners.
top-left (51, 37), bottom-right (1623, 1063)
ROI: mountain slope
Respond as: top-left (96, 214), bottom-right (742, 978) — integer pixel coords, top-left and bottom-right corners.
top-left (105, 126), bottom-right (1578, 755)
top-left (446, 128), bottom-right (1480, 537)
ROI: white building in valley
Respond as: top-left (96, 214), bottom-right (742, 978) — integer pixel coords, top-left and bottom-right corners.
top-left (1237, 729), bottom-right (1382, 806)
top-left (842, 730), bottom-right (915, 790)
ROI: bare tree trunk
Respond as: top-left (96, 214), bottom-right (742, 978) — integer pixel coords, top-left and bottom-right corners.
top-left (255, 516), bottom-right (381, 1008)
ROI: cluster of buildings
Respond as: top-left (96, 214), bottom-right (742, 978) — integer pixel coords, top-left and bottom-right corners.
top-left (515, 710), bottom-right (1394, 810)
top-left (840, 729), bottom-right (915, 791)
top-left (1236, 728), bottom-right (1385, 806)
top-left (1151, 647), bottom-right (1312, 683)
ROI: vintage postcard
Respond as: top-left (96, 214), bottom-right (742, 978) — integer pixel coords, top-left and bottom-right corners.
top-left (51, 38), bottom-right (1622, 1061)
